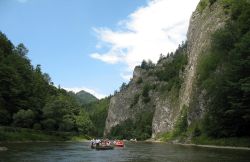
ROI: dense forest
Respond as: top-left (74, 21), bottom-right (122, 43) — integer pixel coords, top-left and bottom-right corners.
top-left (0, 32), bottom-right (109, 138)
top-left (195, 0), bottom-right (250, 137)
top-left (85, 97), bottom-right (110, 137)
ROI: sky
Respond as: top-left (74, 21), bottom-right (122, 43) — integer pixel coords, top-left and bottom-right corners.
top-left (0, 0), bottom-right (200, 99)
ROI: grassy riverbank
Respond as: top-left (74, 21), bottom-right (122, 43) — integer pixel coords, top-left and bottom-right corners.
top-left (0, 126), bottom-right (90, 142)
top-left (191, 136), bottom-right (250, 148)
top-left (157, 132), bottom-right (250, 148)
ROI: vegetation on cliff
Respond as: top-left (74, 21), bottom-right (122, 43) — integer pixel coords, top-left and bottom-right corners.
top-left (107, 42), bottom-right (188, 140)
top-left (155, 42), bottom-right (187, 96)
top-left (161, 0), bottom-right (250, 145)
top-left (197, 0), bottom-right (250, 138)
top-left (106, 0), bottom-right (250, 145)
top-left (109, 110), bottom-right (153, 140)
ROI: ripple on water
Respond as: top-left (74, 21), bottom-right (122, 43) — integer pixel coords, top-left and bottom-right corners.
top-left (0, 142), bottom-right (250, 162)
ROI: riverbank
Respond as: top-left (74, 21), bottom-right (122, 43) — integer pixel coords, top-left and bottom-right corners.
top-left (149, 136), bottom-right (250, 150)
top-left (175, 143), bottom-right (250, 150)
top-left (191, 136), bottom-right (250, 148)
top-left (146, 139), bottom-right (250, 150)
top-left (0, 126), bottom-right (89, 142)
top-left (153, 130), bottom-right (250, 148)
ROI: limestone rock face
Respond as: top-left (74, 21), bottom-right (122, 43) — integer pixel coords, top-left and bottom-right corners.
top-left (151, 96), bottom-right (176, 138)
top-left (180, 1), bottom-right (227, 110)
top-left (153, 2), bottom-right (228, 137)
top-left (104, 1), bottom-right (228, 138)
top-left (181, 1), bottom-right (228, 124)
top-left (104, 67), bottom-right (150, 136)
top-left (103, 88), bottom-right (136, 136)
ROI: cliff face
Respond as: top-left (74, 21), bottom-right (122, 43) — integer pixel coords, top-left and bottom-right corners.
top-left (179, 1), bottom-right (228, 122)
top-left (104, 1), bottom-right (228, 138)
top-left (104, 67), bottom-right (157, 136)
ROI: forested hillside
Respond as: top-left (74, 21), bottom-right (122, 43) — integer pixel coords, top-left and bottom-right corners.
top-left (195, 0), bottom-right (250, 137)
top-left (0, 32), bottom-right (95, 136)
top-left (85, 97), bottom-right (110, 137)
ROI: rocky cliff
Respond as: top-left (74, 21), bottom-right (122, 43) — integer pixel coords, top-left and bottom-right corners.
top-left (104, 0), bottom-right (228, 138)
top-left (179, 1), bottom-right (228, 124)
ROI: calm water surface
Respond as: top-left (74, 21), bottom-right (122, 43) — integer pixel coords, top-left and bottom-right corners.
top-left (0, 142), bottom-right (250, 162)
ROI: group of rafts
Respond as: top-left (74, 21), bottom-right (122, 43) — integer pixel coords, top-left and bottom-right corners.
top-left (90, 139), bottom-right (124, 150)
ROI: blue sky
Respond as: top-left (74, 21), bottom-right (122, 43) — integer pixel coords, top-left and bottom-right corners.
top-left (0, 0), bottom-right (199, 98)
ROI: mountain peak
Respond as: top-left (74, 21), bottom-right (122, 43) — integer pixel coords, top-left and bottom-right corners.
top-left (71, 90), bottom-right (98, 105)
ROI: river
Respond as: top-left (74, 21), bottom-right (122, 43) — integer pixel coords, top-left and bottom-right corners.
top-left (0, 142), bottom-right (250, 162)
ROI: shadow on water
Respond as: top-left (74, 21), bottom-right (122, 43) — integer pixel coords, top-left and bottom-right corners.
top-left (0, 141), bottom-right (250, 162)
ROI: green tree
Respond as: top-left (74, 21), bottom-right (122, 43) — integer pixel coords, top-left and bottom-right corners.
top-left (42, 94), bottom-right (80, 131)
top-left (15, 43), bottom-right (28, 57)
top-left (0, 107), bottom-right (11, 125)
top-left (199, 0), bottom-right (250, 137)
top-left (141, 60), bottom-right (148, 69)
top-left (75, 110), bottom-right (94, 134)
top-left (87, 97), bottom-right (110, 136)
top-left (13, 109), bottom-right (35, 128)
top-left (41, 118), bottom-right (57, 131)
top-left (173, 106), bottom-right (188, 137)
top-left (120, 82), bottom-right (127, 91)
top-left (59, 114), bottom-right (75, 131)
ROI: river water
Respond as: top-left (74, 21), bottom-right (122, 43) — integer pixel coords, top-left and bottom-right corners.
top-left (0, 142), bottom-right (250, 162)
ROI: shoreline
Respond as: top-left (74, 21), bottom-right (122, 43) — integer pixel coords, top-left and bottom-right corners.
top-left (0, 140), bottom-right (90, 144)
top-left (2, 139), bottom-right (250, 151)
top-left (174, 143), bottom-right (250, 150)
top-left (145, 139), bottom-right (250, 150)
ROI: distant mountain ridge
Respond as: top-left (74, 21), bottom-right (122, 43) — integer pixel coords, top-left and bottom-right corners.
top-left (69, 90), bottom-right (98, 105)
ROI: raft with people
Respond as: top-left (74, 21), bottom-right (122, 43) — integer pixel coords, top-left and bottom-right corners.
top-left (113, 140), bottom-right (125, 147)
top-left (95, 145), bottom-right (114, 150)
top-left (90, 139), bottom-right (114, 150)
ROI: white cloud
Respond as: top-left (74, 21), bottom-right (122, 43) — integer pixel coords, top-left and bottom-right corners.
top-left (63, 87), bottom-right (107, 99)
top-left (91, 52), bottom-right (121, 64)
top-left (90, 0), bottom-right (200, 79)
top-left (120, 72), bottom-right (132, 81)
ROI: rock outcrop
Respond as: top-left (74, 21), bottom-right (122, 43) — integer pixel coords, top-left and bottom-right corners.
top-left (179, 1), bottom-right (228, 121)
top-left (104, 66), bottom-right (157, 136)
top-left (104, 0), bottom-right (228, 138)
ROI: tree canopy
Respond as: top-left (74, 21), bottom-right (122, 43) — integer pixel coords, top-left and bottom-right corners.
top-left (0, 32), bottom-right (95, 134)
